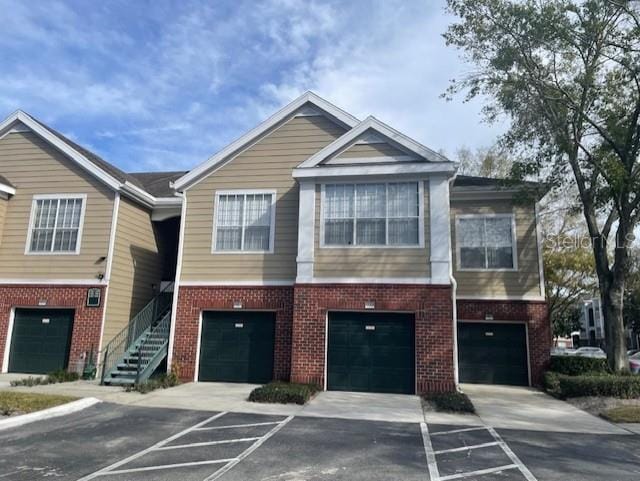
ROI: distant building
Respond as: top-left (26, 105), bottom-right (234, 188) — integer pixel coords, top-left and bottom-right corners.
top-left (579, 298), bottom-right (605, 347)
top-left (578, 297), bottom-right (639, 350)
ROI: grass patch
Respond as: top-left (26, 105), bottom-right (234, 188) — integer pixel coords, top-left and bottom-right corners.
top-left (423, 391), bottom-right (475, 413)
top-left (10, 370), bottom-right (80, 387)
top-left (601, 406), bottom-right (640, 423)
top-left (249, 382), bottom-right (320, 405)
top-left (0, 391), bottom-right (77, 416)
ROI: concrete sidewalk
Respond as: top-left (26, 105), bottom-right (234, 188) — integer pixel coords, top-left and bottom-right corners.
top-left (462, 383), bottom-right (629, 434)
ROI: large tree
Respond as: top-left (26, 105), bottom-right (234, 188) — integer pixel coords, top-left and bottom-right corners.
top-left (444, 0), bottom-right (640, 370)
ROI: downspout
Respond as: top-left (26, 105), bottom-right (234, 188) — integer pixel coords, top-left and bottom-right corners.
top-left (448, 174), bottom-right (460, 389)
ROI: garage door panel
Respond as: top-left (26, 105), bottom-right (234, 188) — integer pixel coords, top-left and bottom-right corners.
top-left (9, 309), bottom-right (74, 374)
top-left (198, 311), bottom-right (275, 384)
top-left (458, 322), bottom-right (529, 386)
top-left (328, 312), bottom-right (415, 394)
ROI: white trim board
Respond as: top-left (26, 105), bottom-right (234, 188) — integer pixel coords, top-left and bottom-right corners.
top-left (1, 308), bottom-right (15, 373)
top-left (297, 116), bottom-right (453, 169)
top-left (166, 193), bottom-right (187, 371)
top-left (0, 182), bottom-right (15, 196)
top-left (292, 162), bottom-right (456, 179)
top-left (173, 92), bottom-right (360, 190)
top-left (179, 280), bottom-right (295, 287)
top-left (0, 278), bottom-right (105, 285)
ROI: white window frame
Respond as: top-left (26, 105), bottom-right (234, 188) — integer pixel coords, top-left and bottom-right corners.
top-left (455, 213), bottom-right (518, 272)
top-left (319, 181), bottom-right (425, 249)
top-left (25, 193), bottom-right (87, 256)
top-left (211, 189), bottom-right (277, 254)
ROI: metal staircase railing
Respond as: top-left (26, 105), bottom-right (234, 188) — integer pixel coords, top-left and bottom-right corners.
top-left (135, 310), bottom-right (172, 384)
top-left (100, 282), bottom-right (173, 384)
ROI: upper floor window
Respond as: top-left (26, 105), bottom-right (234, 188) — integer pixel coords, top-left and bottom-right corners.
top-left (322, 182), bottom-right (421, 247)
top-left (456, 214), bottom-right (516, 270)
top-left (26, 195), bottom-right (86, 254)
top-left (213, 190), bottom-right (275, 253)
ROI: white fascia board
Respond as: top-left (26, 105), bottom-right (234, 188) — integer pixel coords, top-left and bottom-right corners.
top-left (0, 111), bottom-right (123, 190)
top-left (173, 91), bottom-right (360, 191)
top-left (0, 182), bottom-right (15, 196)
top-left (297, 116), bottom-right (454, 169)
top-left (292, 162), bottom-right (457, 179)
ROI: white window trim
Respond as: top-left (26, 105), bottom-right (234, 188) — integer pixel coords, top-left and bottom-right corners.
top-left (319, 181), bottom-right (425, 249)
top-left (455, 213), bottom-right (518, 272)
top-left (211, 189), bottom-right (277, 254)
top-left (24, 193), bottom-right (88, 256)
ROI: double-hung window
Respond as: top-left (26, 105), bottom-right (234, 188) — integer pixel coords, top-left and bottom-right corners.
top-left (214, 191), bottom-right (275, 253)
top-left (27, 195), bottom-right (86, 254)
top-left (323, 182), bottom-right (421, 247)
top-left (456, 215), bottom-right (516, 270)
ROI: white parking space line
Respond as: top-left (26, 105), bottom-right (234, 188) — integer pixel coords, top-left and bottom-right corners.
top-left (103, 459), bottom-right (237, 476)
top-left (430, 427), bottom-right (487, 436)
top-left (420, 423), bottom-right (440, 481)
top-left (194, 421), bottom-right (282, 431)
top-left (439, 464), bottom-right (518, 481)
top-left (155, 437), bottom-right (261, 451)
top-left (76, 412), bottom-right (228, 481)
top-left (423, 424), bottom-right (539, 481)
top-left (433, 441), bottom-right (500, 455)
top-left (203, 415), bottom-right (294, 481)
top-left (487, 427), bottom-right (538, 481)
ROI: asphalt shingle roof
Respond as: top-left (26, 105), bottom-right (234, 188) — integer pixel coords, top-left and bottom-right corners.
top-left (0, 174), bottom-right (13, 188)
top-left (128, 171), bottom-right (186, 198)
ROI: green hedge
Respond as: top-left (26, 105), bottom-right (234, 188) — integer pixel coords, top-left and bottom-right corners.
top-left (423, 391), bottom-right (475, 413)
top-left (544, 371), bottom-right (640, 399)
top-left (549, 355), bottom-right (608, 376)
top-left (248, 382), bottom-right (319, 405)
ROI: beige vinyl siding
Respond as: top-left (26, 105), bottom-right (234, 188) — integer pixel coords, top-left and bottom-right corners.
top-left (451, 198), bottom-right (542, 298)
top-left (102, 197), bottom-right (163, 344)
top-left (0, 132), bottom-right (114, 279)
top-left (0, 198), bottom-right (6, 246)
top-left (181, 115), bottom-right (346, 282)
top-left (313, 181), bottom-right (431, 279)
top-left (334, 142), bottom-right (407, 159)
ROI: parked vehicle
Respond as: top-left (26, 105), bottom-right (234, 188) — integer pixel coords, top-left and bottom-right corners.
top-left (628, 349), bottom-right (640, 357)
top-left (551, 347), bottom-right (574, 356)
top-left (629, 352), bottom-right (640, 374)
top-left (571, 347), bottom-right (606, 358)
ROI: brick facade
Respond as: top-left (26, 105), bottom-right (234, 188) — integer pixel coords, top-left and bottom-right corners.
top-left (291, 283), bottom-right (456, 394)
top-left (172, 285), bottom-right (294, 382)
top-left (0, 284), bottom-right (105, 372)
top-left (456, 298), bottom-right (551, 386)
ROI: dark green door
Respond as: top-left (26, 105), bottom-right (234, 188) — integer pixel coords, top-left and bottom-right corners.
top-left (327, 312), bottom-right (415, 394)
top-left (9, 309), bottom-right (74, 374)
top-left (458, 322), bottom-right (529, 386)
top-left (198, 311), bottom-right (275, 383)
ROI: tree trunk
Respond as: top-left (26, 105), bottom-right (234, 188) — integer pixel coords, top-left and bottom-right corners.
top-left (600, 280), bottom-right (628, 371)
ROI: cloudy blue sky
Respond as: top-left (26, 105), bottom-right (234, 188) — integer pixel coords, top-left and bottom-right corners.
top-left (0, 0), bottom-right (505, 172)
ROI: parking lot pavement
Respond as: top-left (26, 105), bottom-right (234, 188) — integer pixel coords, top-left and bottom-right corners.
top-left (1, 403), bottom-right (639, 481)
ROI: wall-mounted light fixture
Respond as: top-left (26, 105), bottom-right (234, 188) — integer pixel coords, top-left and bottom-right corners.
top-left (485, 313), bottom-right (494, 321)
top-left (233, 301), bottom-right (243, 309)
top-left (365, 301), bottom-right (375, 310)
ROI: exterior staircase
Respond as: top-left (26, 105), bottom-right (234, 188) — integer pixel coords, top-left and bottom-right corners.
top-left (100, 284), bottom-right (173, 386)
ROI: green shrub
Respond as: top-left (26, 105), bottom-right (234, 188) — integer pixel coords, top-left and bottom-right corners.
top-left (543, 371), bottom-right (562, 397)
top-left (424, 391), bottom-right (475, 413)
top-left (10, 370), bottom-right (80, 387)
top-left (549, 356), bottom-right (608, 376)
top-left (545, 373), bottom-right (640, 399)
top-left (125, 371), bottom-right (181, 394)
top-left (248, 382), bottom-right (320, 405)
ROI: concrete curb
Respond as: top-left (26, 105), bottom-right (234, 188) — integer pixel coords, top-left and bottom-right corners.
top-left (0, 397), bottom-right (102, 432)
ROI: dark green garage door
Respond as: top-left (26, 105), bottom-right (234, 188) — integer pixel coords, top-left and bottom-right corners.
top-left (9, 309), bottom-right (74, 374)
top-left (458, 322), bottom-right (529, 386)
top-left (198, 311), bottom-right (275, 383)
top-left (328, 312), bottom-right (415, 394)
